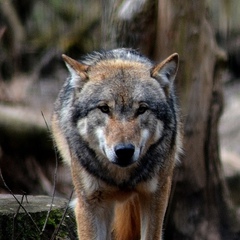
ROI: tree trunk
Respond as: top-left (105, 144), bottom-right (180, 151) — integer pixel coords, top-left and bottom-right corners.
top-left (101, 0), bottom-right (239, 239)
top-left (153, 1), bottom-right (237, 239)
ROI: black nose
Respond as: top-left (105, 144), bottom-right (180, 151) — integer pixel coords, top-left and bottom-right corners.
top-left (114, 143), bottom-right (135, 167)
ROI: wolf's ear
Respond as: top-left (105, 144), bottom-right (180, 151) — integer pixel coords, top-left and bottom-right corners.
top-left (62, 54), bottom-right (89, 88)
top-left (151, 53), bottom-right (179, 96)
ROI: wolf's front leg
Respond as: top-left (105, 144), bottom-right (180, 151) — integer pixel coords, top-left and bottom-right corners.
top-left (75, 195), bottom-right (114, 240)
top-left (139, 176), bottom-right (172, 240)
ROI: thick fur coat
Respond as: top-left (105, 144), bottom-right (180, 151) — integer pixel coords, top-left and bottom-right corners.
top-left (51, 48), bottom-right (182, 240)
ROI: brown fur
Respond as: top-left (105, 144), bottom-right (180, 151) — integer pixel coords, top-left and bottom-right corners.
top-left (51, 49), bottom-right (182, 239)
top-left (113, 196), bottom-right (141, 240)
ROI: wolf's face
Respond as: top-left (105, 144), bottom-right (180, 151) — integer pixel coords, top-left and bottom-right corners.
top-left (75, 64), bottom-right (166, 167)
top-left (63, 51), bottom-right (178, 170)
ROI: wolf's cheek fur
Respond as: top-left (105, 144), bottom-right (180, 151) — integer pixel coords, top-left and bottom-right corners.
top-left (76, 111), bottom-right (108, 155)
top-left (138, 119), bottom-right (164, 157)
top-left (77, 118), bottom-right (87, 137)
top-left (153, 120), bottom-right (164, 143)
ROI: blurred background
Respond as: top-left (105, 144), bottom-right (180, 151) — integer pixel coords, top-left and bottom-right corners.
top-left (0, 0), bottom-right (240, 238)
top-left (0, 0), bottom-right (103, 197)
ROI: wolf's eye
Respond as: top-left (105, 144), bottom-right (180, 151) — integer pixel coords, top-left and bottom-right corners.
top-left (98, 105), bottom-right (110, 114)
top-left (137, 104), bottom-right (148, 115)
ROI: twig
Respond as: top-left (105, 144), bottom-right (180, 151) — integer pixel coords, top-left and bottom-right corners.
top-left (12, 194), bottom-right (24, 240)
top-left (0, 168), bottom-right (42, 234)
top-left (50, 190), bottom-right (74, 240)
top-left (40, 111), bottom-right (59, 236)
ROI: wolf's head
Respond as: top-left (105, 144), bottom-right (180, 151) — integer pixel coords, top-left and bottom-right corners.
top-left (61, 49), bottom-right (179, 171)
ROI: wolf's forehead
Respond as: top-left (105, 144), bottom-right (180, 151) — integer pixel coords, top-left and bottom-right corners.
top-left (87, 59), bottom-right (152, 81)
top-left (83, 72), bottom-right (162, 105)
top-left (82, 59), bottom-right (164, 103)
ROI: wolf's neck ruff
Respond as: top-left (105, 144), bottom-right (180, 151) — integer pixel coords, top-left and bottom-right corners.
top-left (51, 48), bottom-right (182, 240)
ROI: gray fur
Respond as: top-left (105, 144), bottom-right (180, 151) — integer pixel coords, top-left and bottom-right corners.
top-left (52, 48), bottom-right (181, 187)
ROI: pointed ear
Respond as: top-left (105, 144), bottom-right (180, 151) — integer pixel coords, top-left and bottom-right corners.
top-left (151, 53), bottom-right (179, 96)
top-left (62, 54), bottom-right (89, 87)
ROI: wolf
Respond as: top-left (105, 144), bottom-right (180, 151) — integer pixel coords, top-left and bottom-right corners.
top-left (51, 48), bottom-right (182, 240)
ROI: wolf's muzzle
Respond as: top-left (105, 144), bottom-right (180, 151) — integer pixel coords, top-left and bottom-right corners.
top-left (114, 143), bottom-right (135, 167)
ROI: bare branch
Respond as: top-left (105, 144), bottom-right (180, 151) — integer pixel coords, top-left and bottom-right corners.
top-left (0, 169), bottom-right (42, 234)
